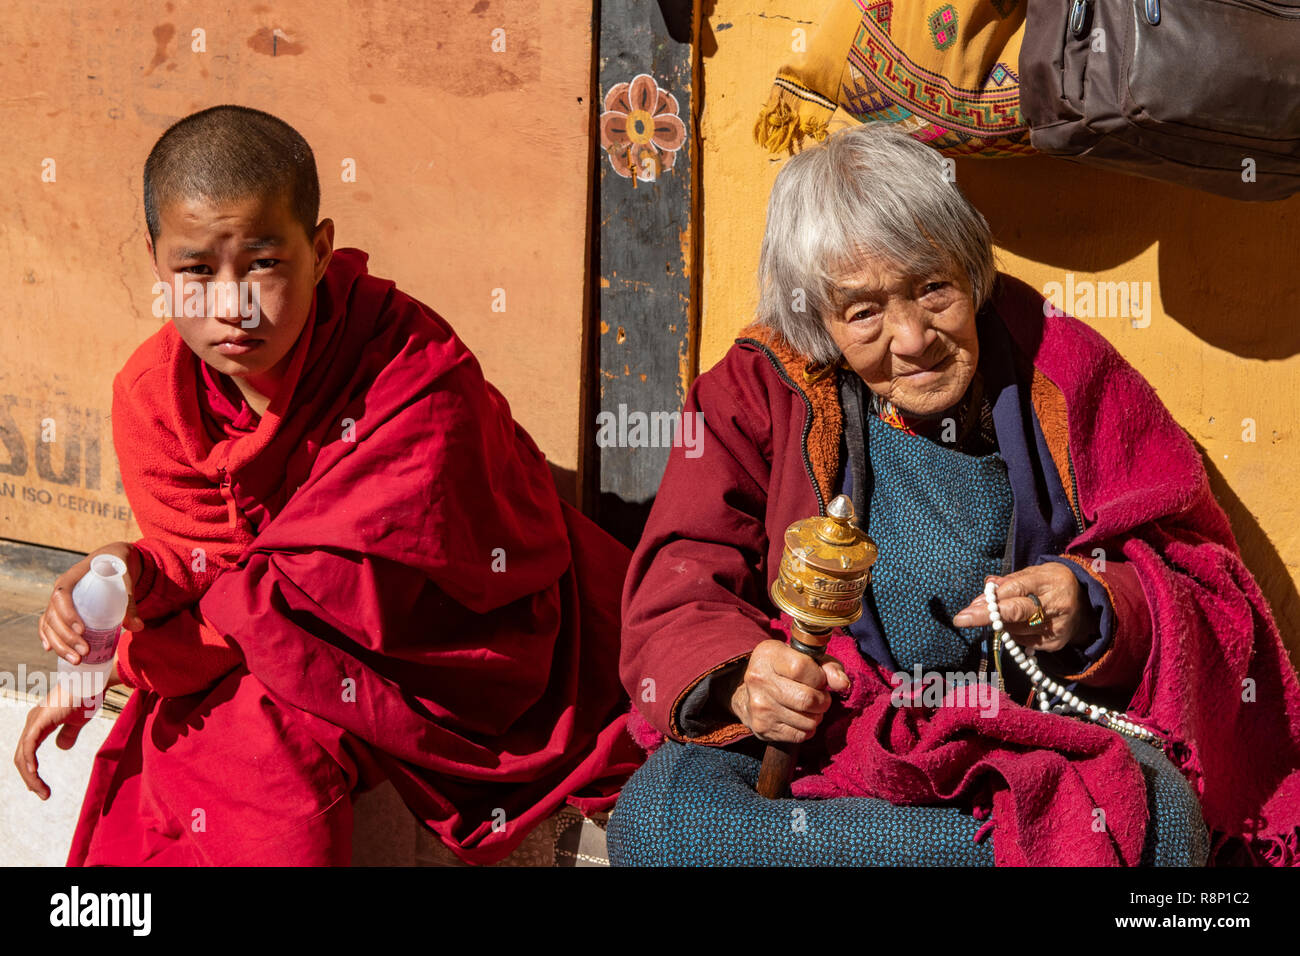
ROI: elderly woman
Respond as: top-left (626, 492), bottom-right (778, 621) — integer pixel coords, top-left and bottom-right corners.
top-left (607, 122), bottom-right (1300, 866)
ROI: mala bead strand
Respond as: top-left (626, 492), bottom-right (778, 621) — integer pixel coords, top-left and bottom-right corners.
top-left (984, 581), bottom-right (1162, 750)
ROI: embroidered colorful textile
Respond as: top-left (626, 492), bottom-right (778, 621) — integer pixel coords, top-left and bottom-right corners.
top-left (753, 0), bottom-right (1034, 158)
top-left (874, 395), bottom-right (918, 434)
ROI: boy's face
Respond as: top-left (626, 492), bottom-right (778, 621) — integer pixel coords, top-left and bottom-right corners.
top-left (146, 191), bottom-right (333, 394)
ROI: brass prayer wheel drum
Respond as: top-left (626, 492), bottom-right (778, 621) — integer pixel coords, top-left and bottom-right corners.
top-left (756, 494), bottom-right (878, 800)
top-left (770, 494), bottom-right (877, 636)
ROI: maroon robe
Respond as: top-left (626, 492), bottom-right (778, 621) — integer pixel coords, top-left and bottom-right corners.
top-left (68, 248), bottom-right (640, 865)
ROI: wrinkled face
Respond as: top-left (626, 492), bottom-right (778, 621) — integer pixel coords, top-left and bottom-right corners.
top-left (823, 254), bottom-right (979, 417)
top-left (146, 192), bottom-right (333, 394)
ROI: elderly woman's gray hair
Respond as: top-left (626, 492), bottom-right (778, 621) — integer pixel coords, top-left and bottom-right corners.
top-left (755, 122), bottom-right (996, 365)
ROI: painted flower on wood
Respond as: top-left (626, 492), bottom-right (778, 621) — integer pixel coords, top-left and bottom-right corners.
top-left (600, 74), bottom-right (686, 183)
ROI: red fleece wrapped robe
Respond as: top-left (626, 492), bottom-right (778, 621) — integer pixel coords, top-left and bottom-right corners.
top-left (68, 248), bottom-right (640, 865)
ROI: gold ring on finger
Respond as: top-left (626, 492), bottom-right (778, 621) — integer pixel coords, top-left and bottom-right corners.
top-left (1027, 592), bottom-right (1046, 629)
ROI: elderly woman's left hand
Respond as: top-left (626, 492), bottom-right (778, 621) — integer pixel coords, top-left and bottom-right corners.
top-left (950, 563), bottom-right (1098, 653)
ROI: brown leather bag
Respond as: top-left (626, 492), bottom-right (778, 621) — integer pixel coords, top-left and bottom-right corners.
top-left (1019, 0), bottom-right (1300, 201)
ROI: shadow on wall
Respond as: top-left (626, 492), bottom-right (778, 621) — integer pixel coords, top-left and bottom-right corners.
top-left (595, 493), bottom-right (655, 552)
top-left (656, 0), bottom-right (694, 43)
top-left (550, 462), bottom-right (651, 554)
top-left (547, 462), bottom-right (578, 511)
top-left (1195, 440), bottom-right (1300, 672)
top-left (958, 152), bottom-right (1300, 657)
top-left (958, 152), bottom-right (1300, 358)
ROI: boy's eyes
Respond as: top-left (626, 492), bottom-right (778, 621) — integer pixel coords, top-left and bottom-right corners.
top-left (175, 259), bottom-right (279, 275)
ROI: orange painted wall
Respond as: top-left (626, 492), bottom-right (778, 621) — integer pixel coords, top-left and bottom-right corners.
top-left (698, 3), bottom-right (1300, 659)
top-left (0, 0), bottom-right (594, 552)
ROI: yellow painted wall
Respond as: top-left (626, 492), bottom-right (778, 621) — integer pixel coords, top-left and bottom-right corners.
top-left (699, 3), bottom-right (1300, 657)
top-left (0, 0), bottom-right (593, 552)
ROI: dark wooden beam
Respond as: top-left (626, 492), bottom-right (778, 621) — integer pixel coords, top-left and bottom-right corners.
top-left (590, 0), bottom-right (699, 547)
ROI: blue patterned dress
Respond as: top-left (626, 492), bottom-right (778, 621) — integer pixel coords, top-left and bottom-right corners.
top-left (863, 411), bottom-right (1013, 676)
top-left (608, 394), bottom-right (1208, 866)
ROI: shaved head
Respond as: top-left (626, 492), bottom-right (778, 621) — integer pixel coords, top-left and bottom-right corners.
top-left (143, 105), bottom-right (320, 246)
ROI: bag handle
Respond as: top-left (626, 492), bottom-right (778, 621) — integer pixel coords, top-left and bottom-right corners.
top-left (1069, 0), bottom-right (1160, 40)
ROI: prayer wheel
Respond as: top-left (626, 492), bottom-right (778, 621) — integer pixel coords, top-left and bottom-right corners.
top-left (756, 494), bottom-right (877, 799)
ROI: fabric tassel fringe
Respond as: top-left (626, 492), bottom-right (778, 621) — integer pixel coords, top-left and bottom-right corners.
top-left (753, 87), bottom-right (833, 156)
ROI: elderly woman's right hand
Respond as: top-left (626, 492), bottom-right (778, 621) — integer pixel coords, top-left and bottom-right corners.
top-left (729, 639), bottom-right (851, 743)
top-left (39, 542), bottom-right (145, 666)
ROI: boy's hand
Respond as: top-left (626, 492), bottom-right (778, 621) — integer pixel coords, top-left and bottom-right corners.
top-left (12, 662), bottom-right (120, 800)
top-left (40, 542), bottom-right (144, 665)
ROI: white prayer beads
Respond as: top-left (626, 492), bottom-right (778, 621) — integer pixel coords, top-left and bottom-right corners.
top-left (983, 580), bottom-right (1162, 749)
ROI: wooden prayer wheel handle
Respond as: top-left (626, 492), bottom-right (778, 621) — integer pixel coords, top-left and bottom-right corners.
top-left (755, 741), bottom-right (800, 799)
top-left (756, 622), bottom-right (831, 799)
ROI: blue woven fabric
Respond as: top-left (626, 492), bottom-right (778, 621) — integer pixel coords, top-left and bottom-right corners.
top-left (864, 412), bottom-right (1014, 675)
top-left (607, 735), bottom-right (1208, 866)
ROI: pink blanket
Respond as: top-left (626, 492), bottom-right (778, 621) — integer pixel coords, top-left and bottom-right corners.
top-left (790, 633), bottom-right (1149, 866)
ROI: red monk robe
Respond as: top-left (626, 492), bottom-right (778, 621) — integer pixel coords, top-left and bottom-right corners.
top-left (69, 248), bottom-right (642, 865)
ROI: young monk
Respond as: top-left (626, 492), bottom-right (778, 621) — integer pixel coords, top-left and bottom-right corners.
top-left (12, 104), bottom-right (641, 865)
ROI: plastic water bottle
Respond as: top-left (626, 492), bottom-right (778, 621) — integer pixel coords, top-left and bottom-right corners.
top-left (56, 554), bottom-right (128, 711)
